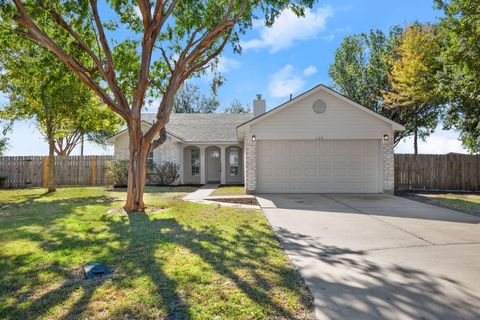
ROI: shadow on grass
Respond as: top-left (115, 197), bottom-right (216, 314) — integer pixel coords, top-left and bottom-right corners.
top-left (0, 192), bottom-right (312, 319)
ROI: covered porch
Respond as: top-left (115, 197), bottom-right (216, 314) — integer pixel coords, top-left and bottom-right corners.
top-left (180, 143), bottom-right (244, 185)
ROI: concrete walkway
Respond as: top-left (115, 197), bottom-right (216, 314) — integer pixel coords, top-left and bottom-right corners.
top-left (259, 193), bottom-right (480, 320)
top-left (183, 184), bottom-right (260, 209)
top-left (183, 184), bottom-right (219, 200)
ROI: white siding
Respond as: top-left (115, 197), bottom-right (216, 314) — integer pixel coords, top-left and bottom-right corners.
top-left (252, 89), bottom-right (391, 140)
top-left (113, 130), bottom-right (179, 164)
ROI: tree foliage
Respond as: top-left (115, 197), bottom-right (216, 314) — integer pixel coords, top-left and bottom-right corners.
top-left (329, 27), bottom-right (410, 145)
top-left (382, 23), bottom-right (445, 154)
top-left (435, 0), bottom-right (480, 153)
top-left (0, 122), bottom-right (10, 156)
top-left (0, 29), bottom-right (122, 156)
top-left (173, 83), bottom-right (219, 113)
top-left (223, 99), bottom-right (250, 114)
top-left (1, 0), bottom-right (318, 212)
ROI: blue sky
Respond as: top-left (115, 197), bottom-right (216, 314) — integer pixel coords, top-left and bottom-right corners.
top-left (3, 0), bottom-right (468, 155)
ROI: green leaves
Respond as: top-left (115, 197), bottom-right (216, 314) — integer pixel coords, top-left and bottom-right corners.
top-left (173, 83), bottom-right (219, 113)
top-left (435, 0), bottom-right (480, 153)
top-left (329, 24), bottom-right (446, 151)
top-left (0, 17), bottom-right (121, 154)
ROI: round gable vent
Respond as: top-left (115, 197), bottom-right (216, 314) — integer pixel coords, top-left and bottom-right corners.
top-left (312, 99), bottom-right (327, 114)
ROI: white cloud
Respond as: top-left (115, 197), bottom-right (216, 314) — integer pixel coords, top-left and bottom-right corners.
top-left (216, 56), bottom-right (240, 73)
top-left (268, 65), bottom-right (306, 98)
top-left (201, 56), bottom-right (240, 82)
top-left (303, 65), bottom-right (318, 77)
top-left (395, 128), bottom-right (468, 154)
top-left (268, 64), bottom-right (318, 98)
top-left (242, 6), bottom-right (333, 53)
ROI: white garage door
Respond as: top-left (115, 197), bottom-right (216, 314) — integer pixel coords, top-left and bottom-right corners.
top-left (257, 140), bottom-right (381, 193)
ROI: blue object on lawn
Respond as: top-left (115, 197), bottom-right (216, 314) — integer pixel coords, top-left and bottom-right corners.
top-left (83, 262), bottom-right (111, 279)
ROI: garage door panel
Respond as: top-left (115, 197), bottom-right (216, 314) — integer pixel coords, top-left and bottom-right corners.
top-left (319, 168), bottom-right (332, 176)
top-left (319, 155), bottom-right (332, 164)
top-left (274, 168), bottom-right (288, 176)
top-left (349, 168), bottom-right (362, 177)
top-left (289, 168), bottom-right (302, 176)
top-left (257, 140), bottom-right (380, 193)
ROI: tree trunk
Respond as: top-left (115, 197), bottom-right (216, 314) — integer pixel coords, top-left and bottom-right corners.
top-left (413, 110), bottom-right (418, 155)
top-left (46, 124), bottom-right (56, 192)
top-left (80, 134), bottom-right (84, 156)
top-left (124, 120), bottom-right (149, 213)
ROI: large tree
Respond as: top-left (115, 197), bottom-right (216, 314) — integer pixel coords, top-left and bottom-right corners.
top-left (1, 0), bottom-right (317, 212)
top-left (435, 0), bottom-right (480, 153)
top-left (382, 23), bottom-right (445, 154)
top-left (328, 27), bottom-right (411, 145)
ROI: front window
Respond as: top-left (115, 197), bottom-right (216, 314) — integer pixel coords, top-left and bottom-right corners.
top-left (229, 149), bottom-right (239, 176)
top-left (191, 148), bottom-right (200, 176)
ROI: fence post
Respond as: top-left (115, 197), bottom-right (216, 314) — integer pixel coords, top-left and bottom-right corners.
top-left (42, 156), bottom-right (49, 187)
top-left (91, 156), bottom-right (97, 186)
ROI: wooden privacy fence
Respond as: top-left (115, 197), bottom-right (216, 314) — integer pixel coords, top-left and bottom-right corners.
top-left (0, 155), bottom-right (113, 188)
top-left (395, 154), bottom-right (480, 191)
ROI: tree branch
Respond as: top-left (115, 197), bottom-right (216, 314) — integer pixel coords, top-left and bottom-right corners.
top-left (150, 127), bottom-right (168, 150)
top-left (136, 0), bottom-right (152, 28)
top-left (42, 3), bottom-right (101, 66)
top-left (160, 47), bottom-right (173, 73)
top-left (11, 1), bottom-right (127, 119)
top-left (89, 0), bottom-right (130, 111)
top-left (132, 0), bottom-right (179, 114)
top-left (145, 0), bottom-right (247, 144)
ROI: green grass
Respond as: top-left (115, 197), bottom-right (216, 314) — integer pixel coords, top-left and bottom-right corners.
top-left (0, 186), bottom-right (313, 320)
top-left (411, 193), bottom-right (480, 216)
top-left (210, 185), bottom-right (246, 196)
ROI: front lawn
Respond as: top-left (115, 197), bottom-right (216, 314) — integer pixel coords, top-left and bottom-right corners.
top-left (402, 192), bottom-right (480, 216)
top-left (210, 185), bottom-right (246, 196)
top-left (0, 187), bottom-right (313, 319)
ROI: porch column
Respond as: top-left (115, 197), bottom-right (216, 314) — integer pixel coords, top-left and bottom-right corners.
top-left (245, 131), bottom-right (257, 193)
top-left (220, 146), bottom-right (226, 185)
top-left (178, 144), bottom-right (184, 184)
top-left (200, 146), bottom-right (206, 184)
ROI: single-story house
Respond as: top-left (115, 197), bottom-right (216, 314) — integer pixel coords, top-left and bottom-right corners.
top-left (108, 84), bottom-right (404, 194)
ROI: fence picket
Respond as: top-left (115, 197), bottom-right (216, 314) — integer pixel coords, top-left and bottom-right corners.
top-left (395, 154), bottom-right (480, 192)
top-left (0, 155), bottom-right (113, 188)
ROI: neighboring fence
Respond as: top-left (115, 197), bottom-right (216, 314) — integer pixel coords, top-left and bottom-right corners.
top-left (0, 155), bottom-right (113, 188)
top-left (395, 153), bottom-right (480, 191)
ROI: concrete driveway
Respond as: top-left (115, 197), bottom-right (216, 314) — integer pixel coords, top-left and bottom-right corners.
top-left (258, 194), bottom-right (480, 320)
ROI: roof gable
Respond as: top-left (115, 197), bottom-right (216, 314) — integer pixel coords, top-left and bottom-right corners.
top-left (238, 85), bottom-right (405, 131)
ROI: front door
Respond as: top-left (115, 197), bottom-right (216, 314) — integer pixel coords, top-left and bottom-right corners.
top-left (206, 146), bottom-right (221, 182)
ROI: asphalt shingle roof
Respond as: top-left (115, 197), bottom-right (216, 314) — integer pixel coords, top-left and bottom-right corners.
top-left (142, 113), bottom-right (253, 142)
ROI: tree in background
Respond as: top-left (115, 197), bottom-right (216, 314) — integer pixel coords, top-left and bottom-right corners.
top-left (174, 83), bottom-right (219, 113)
top-left (382, 23), bottom-right (445, 154)
top-left (0, 122), bottom-right (10, 155)
top-left (224, 99), bottom-right (250, 114)
top-left (2, 0), bottom-right (318, 212)
top-left (329, 27), bottom-right (410, 145)
top-left (435, 0), bottom-right (480, 153)
top-left (0, 30), bottom-right (121, 191)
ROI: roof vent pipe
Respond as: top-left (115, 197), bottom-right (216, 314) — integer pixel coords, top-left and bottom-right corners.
top-left (253, 94), bottom-right (266, 117)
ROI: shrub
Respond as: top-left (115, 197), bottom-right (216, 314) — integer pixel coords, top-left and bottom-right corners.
top-left (105, 160), bottom-right (129, 188)
top-left (148, 161), bottom-right (179, 185)
top-left (0, 176), bottom-right (7, 189)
